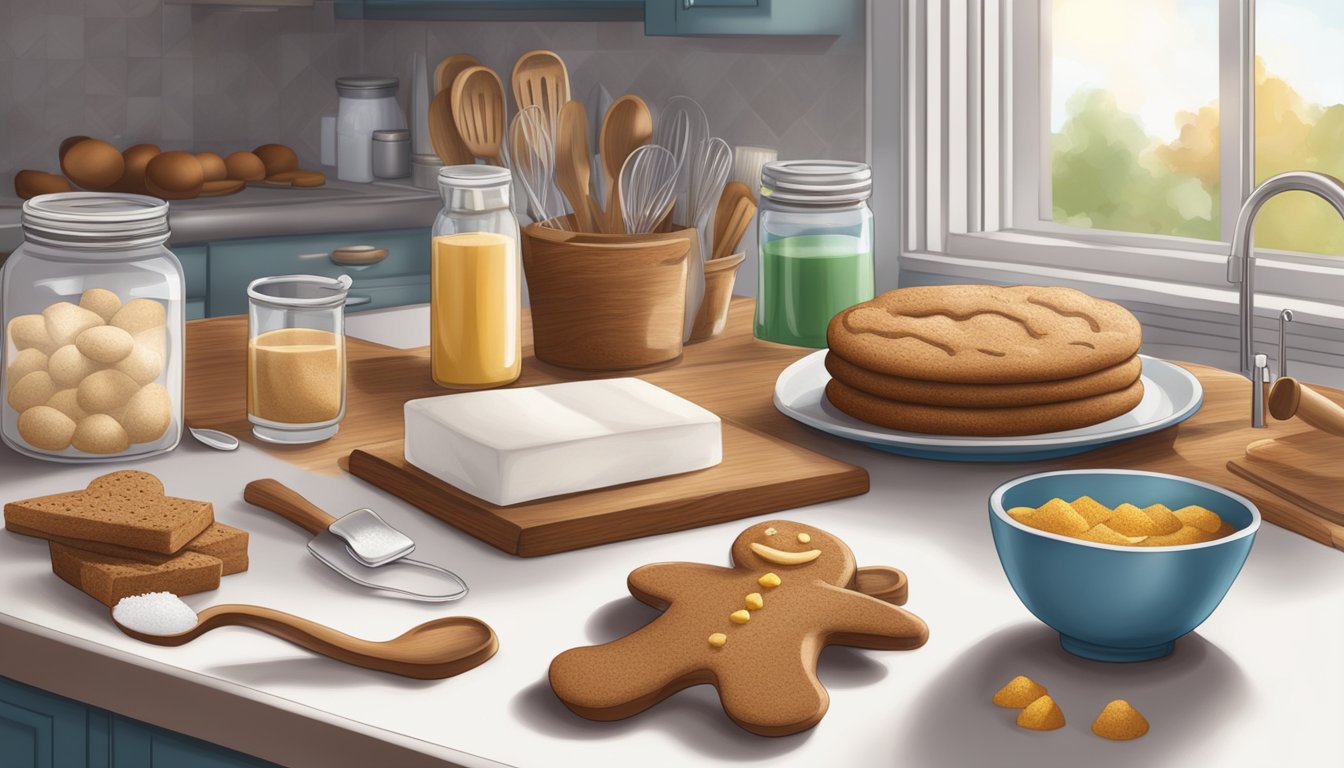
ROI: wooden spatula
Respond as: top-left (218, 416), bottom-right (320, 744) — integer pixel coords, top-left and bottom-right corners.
top-left (512, 49), bottom-right (569, 138)
top-left (599, 94), bottom-right (653, 233)
top-left (434, 53), bottom-right (479, 95)
top-left (452, 65), bottom-right (507, 165)
top-left (713, 181), bottom-right (753, 257)
top-left (556, 100), bottom-right (595, 232)
top-left (714, 197), bottom-right (757, 261)
top-left (428, 88), bottom-right (472, 165)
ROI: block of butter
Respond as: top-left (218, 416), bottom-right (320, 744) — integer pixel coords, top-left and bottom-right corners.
top-left (404, 378), bottom-right (723, 506)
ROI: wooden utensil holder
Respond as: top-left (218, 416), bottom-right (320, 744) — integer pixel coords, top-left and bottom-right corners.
top-left (521, 223), bottom-right (691, 371)
top-left (688, 251), bottom-right (745, 343)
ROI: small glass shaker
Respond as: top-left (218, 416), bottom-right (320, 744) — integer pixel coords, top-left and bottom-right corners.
top-left (246, 274), bottom-right (351, 444)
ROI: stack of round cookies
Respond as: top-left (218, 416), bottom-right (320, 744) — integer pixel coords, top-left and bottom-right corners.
top-left (824, 285), bottom-right (1144, 436)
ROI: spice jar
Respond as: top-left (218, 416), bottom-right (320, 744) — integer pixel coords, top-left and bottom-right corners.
top-left (246, 274), bottom-right (351, 444)
top-left (431, 165), bottom-right (521, 389)
top-left (372, 129), bottom-right (411, 179)
top-left (754, 160), bottom-right (874, 348)
top-left (1, 193), bottom-right (183, 462)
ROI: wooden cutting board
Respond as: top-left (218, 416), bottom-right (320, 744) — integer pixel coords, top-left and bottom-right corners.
top-left (348, 423), bottom-right (868, 557)
top-left (1227, 432), bottom-right (1344, 527)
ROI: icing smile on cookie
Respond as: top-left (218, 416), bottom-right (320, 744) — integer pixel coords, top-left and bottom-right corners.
top-left (750, 542), bottom-right (822, 565)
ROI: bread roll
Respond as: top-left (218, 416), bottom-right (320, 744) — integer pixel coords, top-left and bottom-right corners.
top-left (43, 302), bottom-right (104, 348)
top-left (72, 414), bottom-right (129, 454)
top-left (48, 345), bottom-right (102, 387)
top-left (18, 406), bottom-right (77, 451)
top-left (77, 369), bottom-right (140, 414)
top-left (8, 371), bottom-right (57, 412)
top-left (75, 325), bottom-right (134, 364)
top-left (79, 288), bottom-right (123, 323)
top-left (121, 383), bottom-right (172, 443)
top-left (110, 299), bottom-right (166, 335)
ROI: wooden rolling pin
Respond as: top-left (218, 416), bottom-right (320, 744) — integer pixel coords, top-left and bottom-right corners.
top-left (1267, 377), bottom-right (1344, 437)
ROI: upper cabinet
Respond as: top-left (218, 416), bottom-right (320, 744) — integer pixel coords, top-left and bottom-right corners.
top-left (334, 1), bottom-right (644, 22)
top-left (645, 0), bottom-right (860, 36)
top-left (334, 0), bottom-right (860, 34)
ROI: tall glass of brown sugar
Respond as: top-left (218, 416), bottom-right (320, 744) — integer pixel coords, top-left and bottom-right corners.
top-left (245, 274), bottom-right (351, 444)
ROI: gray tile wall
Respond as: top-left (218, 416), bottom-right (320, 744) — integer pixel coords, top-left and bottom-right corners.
top-left (1, 0), bottom-right (866, 180)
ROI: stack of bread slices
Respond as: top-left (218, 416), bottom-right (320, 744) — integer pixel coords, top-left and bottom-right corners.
top-left (824, 285), bottom-right (1145, 437)
top-left (4, 470), bottom-right (248, 606)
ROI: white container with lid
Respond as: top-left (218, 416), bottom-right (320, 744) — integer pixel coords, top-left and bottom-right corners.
top-left (1, 192), bottom-right (184, 462)
top-left (336, 76), bottom-right (407, 183)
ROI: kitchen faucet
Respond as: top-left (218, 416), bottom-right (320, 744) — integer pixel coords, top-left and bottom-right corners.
top-left (1228, 171), bottom-right (1344, 426)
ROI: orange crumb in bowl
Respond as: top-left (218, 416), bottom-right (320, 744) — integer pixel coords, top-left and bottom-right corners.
top-left (1029, 498), bottom-right (1090, 536)
top-left (992, 675), bottom-right (1047, 708)
top-left (1017, 695), bottom-right (1066, 731)
top-left (1174, 504), bottom-right (1223, 534)
top-left (1139, 525), bottom-right (1217, 547)
top-left (1070, 495), bottom-right (1115, 527)
top-left (1091, 699), bottom-right (1149, 740)
top-left (1105, 503), bottom-right (1159, 537)
top-left (1077, 524), bottom-right (1147, 546)
top-left (1141, 503), bottom-right (1183, 535)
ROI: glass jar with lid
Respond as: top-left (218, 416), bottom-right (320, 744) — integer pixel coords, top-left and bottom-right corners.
top-left (336, 75), bottom-right (406, 183)
top-left (754, 160), bottom-right (875, 348)
top-left (430, 165), bottom-right (522, 389)
top-left (2, 193), bottom-right (184, 462)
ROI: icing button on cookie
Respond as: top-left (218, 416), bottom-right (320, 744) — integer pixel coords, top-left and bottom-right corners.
top-left (798, 533), bottom-right (811, 543)
top-left (758, 572), bottom-right (781, 588)
top-left (729, 609), bottom-right (751, 624)
top-left (745, 593), bottom-right (763, 610)
top-left (708, 633), bottom-right (728, 648)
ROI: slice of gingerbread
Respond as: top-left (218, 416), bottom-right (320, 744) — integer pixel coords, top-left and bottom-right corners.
top-left (49, 542), bottom-right (222, 607)
top-left (7, 521), bottom-right (249, 576)
top-left (5, 470), bottom-right (212, 554)
top-left (549, 520), bottom-right (929, 737)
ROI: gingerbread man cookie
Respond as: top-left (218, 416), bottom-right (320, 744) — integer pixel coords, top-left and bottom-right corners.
top-left (548, 520), bottom-right (930, 736)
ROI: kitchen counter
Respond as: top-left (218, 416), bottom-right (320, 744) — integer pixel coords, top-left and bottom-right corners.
top-left (2, 302), bottom-right (1343, 767)
top-left (0, 178), bottom-right (439, 253)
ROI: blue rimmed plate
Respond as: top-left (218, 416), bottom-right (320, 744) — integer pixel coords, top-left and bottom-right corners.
top-left (773, 351), bottom-right (1203, 462)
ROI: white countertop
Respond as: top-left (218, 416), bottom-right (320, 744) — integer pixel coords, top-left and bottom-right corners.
top-left (2, 311), bottom-right (1342, 767)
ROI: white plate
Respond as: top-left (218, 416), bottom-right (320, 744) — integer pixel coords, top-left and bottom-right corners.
top-left (773, 352), bottom-right (1204, 462)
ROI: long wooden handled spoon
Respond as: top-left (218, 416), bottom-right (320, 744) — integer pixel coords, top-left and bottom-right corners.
top-left (452, 65), bottom-right (507, 165)
top-left (599, 94), bottom-right (652, 233)
top-left (555, 100), bottom-right (595, 232)
top-left (113, 594), bottom-right (497, 680)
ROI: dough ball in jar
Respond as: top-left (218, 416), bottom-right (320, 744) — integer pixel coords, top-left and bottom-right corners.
top-left (75, 325), bottom-right (134, 364)
top-left (72, 413), bottom-right (129, 454)
top-left (7, 370), bottom-right (56, 412)
top-left (48, 345), bottom-right (101, 388)
top-left (77, 369), bottom-right (140, 414)
top-left (6, 348), bottom-right (49, 388)
top-left (110, 298), bottom-right (166, 336)
top-left (120, 383), bottom-right (172, 443)
top-left (44, 302), bottom-right (105, 348)
top-left (79, 288), bottom-right (123, 323)
top-left (18, 405), bottom-right (76, 451)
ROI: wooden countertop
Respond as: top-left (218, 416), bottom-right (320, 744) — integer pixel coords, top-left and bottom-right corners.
top-left (186, 296), bottom-right (1344, 552)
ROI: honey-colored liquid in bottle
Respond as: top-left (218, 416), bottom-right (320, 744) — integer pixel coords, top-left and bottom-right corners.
top-left (430, 232), bottom-right (521, 389)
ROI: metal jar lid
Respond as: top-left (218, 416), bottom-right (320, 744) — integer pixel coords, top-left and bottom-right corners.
top-left (21, 192), bottom-right (170, 250)
top-left (336, 76), bottom-right (399, 99)
top-left (247, 274), bottom-right (353, 310)
top-left (760, 160), bottom-right (873, 206)
top-left (437, 165), bottom-right (512, 213)
top-left (373, 129), bottom-right (410, 142)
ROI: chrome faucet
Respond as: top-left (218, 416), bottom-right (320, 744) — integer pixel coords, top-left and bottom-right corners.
top-left (1228, 171), bottom-right (1344, 426)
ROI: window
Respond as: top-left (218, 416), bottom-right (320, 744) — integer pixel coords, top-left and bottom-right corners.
top-left (873, 0), bottom-right (1344, 317)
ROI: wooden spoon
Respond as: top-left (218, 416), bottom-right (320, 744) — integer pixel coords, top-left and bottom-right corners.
top-left (512, 49), bottom-right (569, 138)
top-left (714, 197), bottom-right (757, 261)
top-left (115, 601), bottom-right (498, 680)
top-left (434, 53), bottom-right (479, 95)
top-left (429, 88), bottom-right (473, 165)
top-left (452, 65), bottom-right (507, 165)
top-left (713, 181), bottom-right (753, 257)
top-left (599, 94), bottom-right (653, 233)
top-left (555, 100), bottom-right (595, 232)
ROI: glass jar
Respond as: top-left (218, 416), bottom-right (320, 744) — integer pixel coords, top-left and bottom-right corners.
top-left (430, 165), bottom-right (522, 389)
top-left (754, 160), bottom-right (875, 348)
top-left (1, 193), bottom-right (183, 462)
top-left (246, 274), bottom-right (351, 444)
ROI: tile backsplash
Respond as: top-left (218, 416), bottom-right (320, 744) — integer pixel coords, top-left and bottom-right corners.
top-left (1, 0), bottom-right (866, 179)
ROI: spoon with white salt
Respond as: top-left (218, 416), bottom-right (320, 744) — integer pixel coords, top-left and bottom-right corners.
top-left (112, 592), bottom-right (498, 680)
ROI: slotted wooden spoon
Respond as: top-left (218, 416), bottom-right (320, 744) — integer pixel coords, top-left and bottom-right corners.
top-left (428, 88), bottom-right (473, 165)
top-left (452, 65), bottom-right (507, 165)
top-left (555, 100), bottom-right (595, 232)
top-left (116, 601), bottom-right (498, 680)
top-left (512, 49), bottom-right (569, 138)
top-left (434, 53), bottom-right (479, 95)
top-left (599, 94), bottom-right (653, 233)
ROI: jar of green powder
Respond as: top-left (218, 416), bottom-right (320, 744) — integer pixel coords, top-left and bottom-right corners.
top-left (754, 160), bottom-right (874, 348)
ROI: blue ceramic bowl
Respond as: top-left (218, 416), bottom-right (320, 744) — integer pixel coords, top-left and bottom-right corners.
top-left (989, 469), bottom-right (1260, 662)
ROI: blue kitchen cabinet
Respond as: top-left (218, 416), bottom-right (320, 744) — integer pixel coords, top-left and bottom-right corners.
top-left (644, 0), bottom-right (862, 35)
top-left (335, 0), bottom-right (643, 21)
top-left (187, 227), bottom-right (431, 318)
top-left (0, 675), bottom-right (277, 768)
top-left (0, 676), bottom-right (96, 768)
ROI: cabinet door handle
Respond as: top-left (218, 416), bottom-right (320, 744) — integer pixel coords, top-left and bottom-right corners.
top-left (345, 294), bottom-right (372, 307)
top-left (329, 246), bottom-right (388, 266)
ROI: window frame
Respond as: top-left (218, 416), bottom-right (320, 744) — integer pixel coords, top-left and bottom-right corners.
top-left (873, 0), bottom-right (1344, 317)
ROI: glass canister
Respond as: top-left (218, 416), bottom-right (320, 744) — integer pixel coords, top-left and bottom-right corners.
top-left (246, 274), bottom-right (351, 444)
top-left (754, 160), bottom-right (875, 348)
top-left (431, 165), bottom-right (522, 389)
top-left (1, 193), bottom-right (183, 462)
